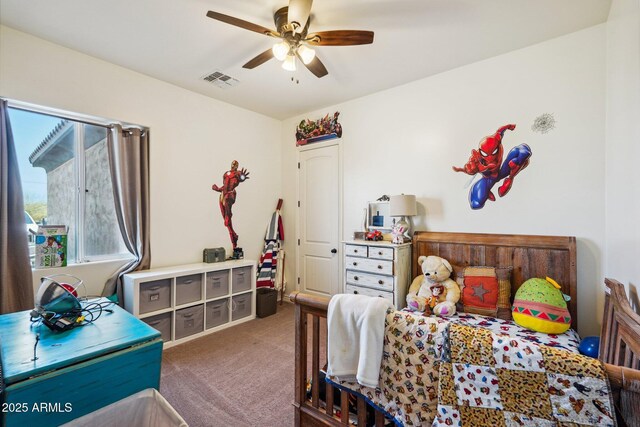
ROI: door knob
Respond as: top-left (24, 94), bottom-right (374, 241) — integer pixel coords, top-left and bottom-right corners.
top-left (331, 248), bottom-right (337, 254)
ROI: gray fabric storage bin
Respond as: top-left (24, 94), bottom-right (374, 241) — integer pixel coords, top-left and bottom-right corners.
top-left (231, 293), bottom-right (252, 321)
top-left (143, 312), bottom-right (172, 342)
top-left (206, 298), bottom-right (229, 329)
top-left (206, 270), bottom-right (229, 299)
top-left (61, 388), bottom-right (187, 427)
top-left (175, 274), bottom-right (202, 306)
top-left (139, 279), bottom-right (172, 314)
top-left (175, 304), bottom-right (204, 340)
top-left (231, 266), bottom-right (252, 293)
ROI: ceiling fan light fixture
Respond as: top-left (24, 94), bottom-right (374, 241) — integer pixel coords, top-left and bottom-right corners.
top-left (282, 54), bottom-right (297, 71)
top-left (206, 4), bottom-right (374, 78)
top-left (297, 44), bottom-right (316, 65)
top-left (272, 40), bottom-right (289, 61)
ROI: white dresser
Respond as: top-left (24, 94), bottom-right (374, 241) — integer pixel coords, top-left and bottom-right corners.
top-left (343, 240), bottom-right (411, 309)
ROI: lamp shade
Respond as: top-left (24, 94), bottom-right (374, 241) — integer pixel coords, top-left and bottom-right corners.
top-left (282, 54), bottom-right (296, 71)
top-left (272, 41), bottom-right (289, 61)
top-left (297, 44), bottom-right (316, 65)
top-left (389, 194), bottom-right (417, 217)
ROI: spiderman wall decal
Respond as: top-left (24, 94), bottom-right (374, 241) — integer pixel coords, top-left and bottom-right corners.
top-left (452, 124), bottom-right (532, 209)
top-left (212, 160), bottom-right (250, 248)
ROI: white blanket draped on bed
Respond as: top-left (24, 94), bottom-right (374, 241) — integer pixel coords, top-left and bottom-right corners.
top-left (326, 294), bottom-right (395, 388)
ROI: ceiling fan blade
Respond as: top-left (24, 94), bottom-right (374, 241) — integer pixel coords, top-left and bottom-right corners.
top-left (206, 11), bottom-right (278, 37)
top-left (287, 0), bottom-right (313, 33)
top-left (306, 30), bottom-right (374, 46)
top-left (243, 49), bottom-right (275, 69)
top-left (297, 53), bottom-right (328, 78)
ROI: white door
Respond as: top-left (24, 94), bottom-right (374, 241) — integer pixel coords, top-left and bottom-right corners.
top-left (298, 144), bottom-right (340, 297)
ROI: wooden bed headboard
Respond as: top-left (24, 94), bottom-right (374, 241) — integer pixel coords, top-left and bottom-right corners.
top-left (411, 231), bottom-right (578, 329)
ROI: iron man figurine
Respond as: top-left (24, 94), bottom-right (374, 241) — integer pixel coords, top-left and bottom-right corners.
top-left (452, 124), bottom-right (531, 209)
top-left (212, 160), bottom-right (249, 248)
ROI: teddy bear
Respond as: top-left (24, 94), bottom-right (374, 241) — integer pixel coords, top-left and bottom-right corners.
top-left (406, 255), bottom-right (461, 317)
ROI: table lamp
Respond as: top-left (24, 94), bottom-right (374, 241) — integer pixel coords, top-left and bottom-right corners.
top-left (390, 194), bottom-right (417, 243)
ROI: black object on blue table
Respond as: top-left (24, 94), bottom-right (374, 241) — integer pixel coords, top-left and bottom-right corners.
top-left (578, 336), bottom-right (600, 358)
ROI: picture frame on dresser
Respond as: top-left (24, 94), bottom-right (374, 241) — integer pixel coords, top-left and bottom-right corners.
top-left (123, 260), bottom-right (256, 348)
top-left (343, 240), bottom-right (411, 309)
top-left (366, 201), bottom-right (392, 231)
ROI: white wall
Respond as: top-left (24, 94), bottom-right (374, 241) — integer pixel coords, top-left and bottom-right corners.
top-left (0, 26), bottom-right (282, 296)
top-left (605, 0), bottom-right (640, 310)
top-left (282, 25), bottom-right (606, 336)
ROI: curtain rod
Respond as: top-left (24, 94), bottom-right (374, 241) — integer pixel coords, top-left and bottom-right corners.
top-left (1, 97), bottom-right (148, 132)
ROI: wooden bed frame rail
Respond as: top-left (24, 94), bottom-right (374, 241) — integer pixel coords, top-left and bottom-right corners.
top-left (292, 279), bottom-right (640, 426)
top-left (292, 291), bottom-right (387, 427)
top-left (599, 278), bottom-right (640, 426)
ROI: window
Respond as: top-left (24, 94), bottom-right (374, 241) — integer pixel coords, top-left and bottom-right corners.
top-left (9, 107), bottom-right (129, 265)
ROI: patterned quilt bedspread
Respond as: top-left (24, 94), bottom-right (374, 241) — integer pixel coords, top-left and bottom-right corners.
top-left (434, 323), bottom-right (615, 426)
top-left (327, 310), bottom-right (608, 427)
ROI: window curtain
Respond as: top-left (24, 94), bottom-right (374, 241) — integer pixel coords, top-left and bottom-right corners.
top-left (0, 100), bottom-right (34, 314)
top-left (102, 125), bottom-right (150, 302)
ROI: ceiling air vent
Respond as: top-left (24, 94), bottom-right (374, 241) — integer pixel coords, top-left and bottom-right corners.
top-left (202, 70), bottom-right (240, 89)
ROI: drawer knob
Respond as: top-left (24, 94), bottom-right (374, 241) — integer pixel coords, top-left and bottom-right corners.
top-left (377, 265), bottom-right (383, 269)
top-left (183, 280), bottom-right (193, 284)
top-left (378, 280), bottom-right (384, 285)
top-left (378, 251), bottom-right (383, 256)
top-left (354, 249), bottom-right (358, 253)
top-left (353, 290), bottom-right (359, 294)
top-left (354, 276), bottom-right (359, 281)
top-left (353, 262), bottom-right (358, 266)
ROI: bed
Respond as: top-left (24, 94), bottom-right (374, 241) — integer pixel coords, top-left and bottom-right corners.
top-left (291, 231), bottom-right (640, 426)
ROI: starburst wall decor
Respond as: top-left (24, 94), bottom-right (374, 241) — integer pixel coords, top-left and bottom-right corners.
top-left (531, 113), bottom-right (556, 134)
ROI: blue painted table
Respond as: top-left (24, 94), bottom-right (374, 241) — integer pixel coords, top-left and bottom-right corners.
top-left (0, 301), bottom-right (162, 426)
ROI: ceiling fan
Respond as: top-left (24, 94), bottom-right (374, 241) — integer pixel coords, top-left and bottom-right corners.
top-left (206, 0), bottom-right (374, 78)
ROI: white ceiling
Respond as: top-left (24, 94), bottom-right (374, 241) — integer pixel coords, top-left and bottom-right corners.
top-left (0, 0), bottom-right (611, 120)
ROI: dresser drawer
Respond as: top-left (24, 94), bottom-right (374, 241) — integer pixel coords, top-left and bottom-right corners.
top-left (206, 298), bottom-right (229, 329)
top-left (231, 293), bottom-right (253, 321)
top-left (345, 244), bottom-right (367, 257)
top-left (206, 270), bottom-right (230, 299)
top-left (367, 246), bottom-right (394, 260)
top-left (346, 270), bottom-right (394, 292)
top-left (345, 256), bottom-right (393, 275)
top-left (175, 304), bottom-right (204, 340)
top-left (142, 312), bottom-right (172, 342)
top-left (139, 279), bottom-right (172, 314)
top-left (176, 273), bottom-right (202, 306)
top-left (232, 266), bottom-right (252, 293)
top-left (345, 284), bottom-right (394, 303)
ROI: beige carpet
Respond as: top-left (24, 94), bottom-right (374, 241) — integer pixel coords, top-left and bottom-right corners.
top-left (160, 302), bottom-right (297, 427)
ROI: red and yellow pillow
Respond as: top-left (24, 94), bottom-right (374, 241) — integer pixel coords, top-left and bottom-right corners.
top-left (455, 266), bottom-right (512, 320)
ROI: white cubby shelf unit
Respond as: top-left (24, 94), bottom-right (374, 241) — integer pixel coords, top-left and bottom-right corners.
top-left (123, 260), bottom-right (256, 348)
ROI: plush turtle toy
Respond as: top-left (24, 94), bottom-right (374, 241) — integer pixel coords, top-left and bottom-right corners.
top-left (512, 277), bottom-right (571, 334)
